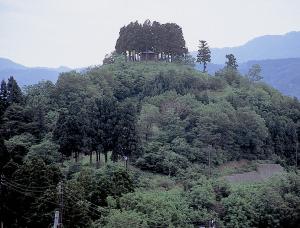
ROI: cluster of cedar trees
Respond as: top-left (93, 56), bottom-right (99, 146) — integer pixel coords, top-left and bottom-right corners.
top-left (115, 20), bottom-right (242, 75)
top-left (115, 20), bottom-right (188, 61)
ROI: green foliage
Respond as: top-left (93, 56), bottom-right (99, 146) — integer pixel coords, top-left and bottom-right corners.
top-left (188, 182), bottom-right (216, 210)
top-left (222, 188), bottom-right (257, 228)
top-left (1, 54), bottom-right (299, 227)
top-left (1, 104), bottom-right (40, 139)
top-left (5, 133), bottom-right (36, 163)
top-left (26, 137), bottom-right (60, 164)
top-left (116, 189), bottom-right (192, 227)
top-left (221, 173), bottom-right (300, 227)
top-left (101, 209), bottom-right (149, 228)
top-left (94, 164), bottom-right (134, 205)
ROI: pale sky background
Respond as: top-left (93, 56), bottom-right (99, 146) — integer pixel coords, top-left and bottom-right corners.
top-left (1, 0), bottom-right (300, 68)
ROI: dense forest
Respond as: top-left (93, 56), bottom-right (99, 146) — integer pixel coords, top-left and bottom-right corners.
top-left (0, 21), bottom-right (300, 228)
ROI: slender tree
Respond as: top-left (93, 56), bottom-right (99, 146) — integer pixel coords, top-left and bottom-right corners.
top-left (0, 80), bottom-right (8, 118)
top-left (196, 40), bottom-right (211, 72)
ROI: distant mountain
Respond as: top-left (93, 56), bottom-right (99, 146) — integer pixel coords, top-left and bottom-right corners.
top-left (0, 57), bottom-right (71, 87)
top-left (192, 31), bottom-right (300, 64)
top-left (0, 58), bottom-right (27, 71)
top-left (196, 58), bottom-right (300, 98)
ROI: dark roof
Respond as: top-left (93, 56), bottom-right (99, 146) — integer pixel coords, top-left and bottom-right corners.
top-left (141, 50), bottom-right (155, 54)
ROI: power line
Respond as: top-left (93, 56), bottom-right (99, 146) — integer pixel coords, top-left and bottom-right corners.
top-left (2, 175), bottom-right (102, 226)
top-left (63, 191), bottom-right (102, 217)
top-left (1, 182), bottom-right (60, 207)
top-left (2, 175), bottom-right (57, 189)
top-left (64, 186), bottom-right (102, 210)
top-left (1, 181), bottom-right (46, 194)
top-left (63, 188), bottom-right (102, 217)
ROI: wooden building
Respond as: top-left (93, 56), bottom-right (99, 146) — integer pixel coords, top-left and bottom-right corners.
top-left (140, 50), bottom-right (157, 61)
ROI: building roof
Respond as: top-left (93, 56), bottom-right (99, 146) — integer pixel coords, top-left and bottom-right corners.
top-left (141, 50), bottom-right (155, 54)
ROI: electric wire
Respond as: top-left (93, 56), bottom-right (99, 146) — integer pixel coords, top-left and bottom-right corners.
top-left (64, 186), bottom-right (102, 210)
top-left (63, 187), bottom-right (102, 217)
top-left (62, 192), bottom-right (102, 217)
top-left (63, 190), bottom-right (102, 216)
top-left (2, 175), bottom-right (57, 190)
top-left (1, 182), bottom-right (61, 207)
top-left (2, 179), bottom-right (102, 217)
top-left (1, 180), bottom-right (47, 194)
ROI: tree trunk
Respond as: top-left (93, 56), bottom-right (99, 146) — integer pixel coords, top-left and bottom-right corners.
top-left (90, 151), bottom-right (93, 165)
top-left (203, 62), bottom-right (207, 73)
top-left (75, 151), bottom-right (78, 163)
top-left (96, 151), bottom-right (100, 169)
top-left (104, 152), bottom-right (108, 163)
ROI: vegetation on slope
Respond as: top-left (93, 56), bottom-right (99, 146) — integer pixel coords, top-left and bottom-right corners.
top-left (0, 57), bottom-right (299, 227)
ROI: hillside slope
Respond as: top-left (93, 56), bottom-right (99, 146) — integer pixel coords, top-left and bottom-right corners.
top-left (1, 60), bottom-right (299, 227)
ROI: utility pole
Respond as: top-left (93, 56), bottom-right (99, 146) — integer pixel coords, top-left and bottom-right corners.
top-left (207, 145), bottom-right (212, 178)
top-left (58, 182), bottom-right (63, 228)
top-left (0, 174), bottom-right (4, 228)
top-left (53, 210), bottom-right (59, 228)
top-left (124, 156), bottom-right (128, 170)
top-left (296, 140), bottom-right (298, 171)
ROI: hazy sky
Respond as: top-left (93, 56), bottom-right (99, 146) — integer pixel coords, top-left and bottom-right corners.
top-left (1, 0), bottom-right (300, 68)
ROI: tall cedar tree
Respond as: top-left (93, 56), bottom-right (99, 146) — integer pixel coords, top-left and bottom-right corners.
top-left (197, 40), bottom-right (211, 72)
top-left (113, 100), bottom-right (139, 161)
top-left (0, 80), bottom-right (8, 118)
top-left (53, 109), bottom-right (83, 162)
top-left (225, 54), bottom-right (238, 70)
top-left (7, 76), bottom-right (23, 105)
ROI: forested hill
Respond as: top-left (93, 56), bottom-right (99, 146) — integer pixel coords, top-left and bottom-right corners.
top-left (0, 58), bottom-right (299, 227)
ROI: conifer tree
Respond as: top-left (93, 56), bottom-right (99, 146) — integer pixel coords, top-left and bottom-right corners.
top-left (197, 40), bottom-right (211, 72)
top-left (0, 80), bottom-right (8, 117)
top-left (225, 54), bottom-right (238, 70)
top-left (7, 76), bottom-right (23, 104)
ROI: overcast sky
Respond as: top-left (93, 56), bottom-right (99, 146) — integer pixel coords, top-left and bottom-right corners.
top-left (1, 0), bottom-right (300, 68)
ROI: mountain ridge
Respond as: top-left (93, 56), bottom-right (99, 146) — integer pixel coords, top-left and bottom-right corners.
top-left (0, 57), bottom-right (71, 86)
top-left (192, 31), bottom-right (300, 64)
top-left (196, 57), bottom-right (300, 98)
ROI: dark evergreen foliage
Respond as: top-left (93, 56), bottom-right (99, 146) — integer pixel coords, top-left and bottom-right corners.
top-left (225, 54), bottom-right (238, 70)
top-left (197, 40), bottom-right (211, 72)
top-left (115, 20), bottom-right (188, 62)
